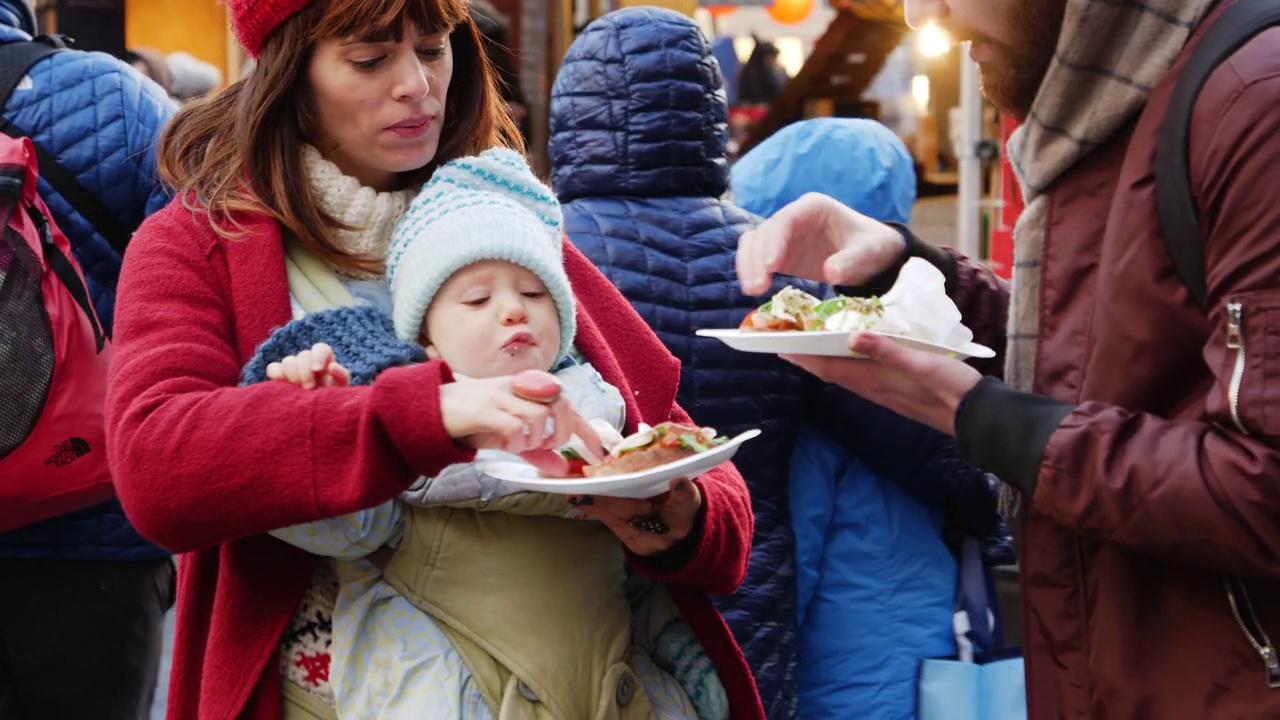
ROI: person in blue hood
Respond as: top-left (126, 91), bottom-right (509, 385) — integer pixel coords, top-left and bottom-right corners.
top-left (733, 117), bottom-right (1014, 719)
top-left (0, 1), bottom-right (177, 716)
top-left (550, 12), bottom-right (1009, 719)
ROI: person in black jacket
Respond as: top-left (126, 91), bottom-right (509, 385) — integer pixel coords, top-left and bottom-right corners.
top-left (736, 37), bottom-right (788, 105)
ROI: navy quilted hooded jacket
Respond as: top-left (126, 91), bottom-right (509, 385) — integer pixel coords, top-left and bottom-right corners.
top-left (551, 10), bottom-right (806, 715)
top-left (550, 11), bottom-right (1012, 716)
top-left (0, 10), bottom-right (176, 561)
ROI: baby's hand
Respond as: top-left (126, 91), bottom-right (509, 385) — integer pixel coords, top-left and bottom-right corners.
top-left (266, 343), bottom-right (351, 389)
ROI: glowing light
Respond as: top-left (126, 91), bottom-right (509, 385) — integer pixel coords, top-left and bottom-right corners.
top-left (912, 74), bottom-right (931, 112)
top-left (918, 21), bottom-right (952, 59)
top-left (767, 0), bottom-right (814, 25)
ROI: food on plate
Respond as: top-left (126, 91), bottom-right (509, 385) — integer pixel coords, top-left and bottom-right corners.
top-left (555, 422), bottom-right (729, 478)
top-left (733, 260), bottom-right (977, 351)
top-left (739, 286), bottom-right (822, 330)
top-left (539, 419), bottom-right (623, 478)
top-left (739, 285), bottom-right (902, 334)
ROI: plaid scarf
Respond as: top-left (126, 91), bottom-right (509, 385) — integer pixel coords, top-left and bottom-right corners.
top-left (998, 0), bottom-right (1215, 516)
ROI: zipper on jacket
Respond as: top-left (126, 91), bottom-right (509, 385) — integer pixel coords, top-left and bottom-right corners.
top-left (1222, 303), bottom-right (1276, 688)
top-left (1225, 576), bottom-right (1280, 688)
top-left (1225, 302), bottom-right (1248, 434)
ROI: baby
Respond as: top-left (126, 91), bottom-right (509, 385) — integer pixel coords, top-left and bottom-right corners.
top-left (250, 149), bottom-right (728, 720)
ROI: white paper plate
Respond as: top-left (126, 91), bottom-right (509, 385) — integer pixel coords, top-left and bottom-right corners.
top-left (695, 328), bottom-right (996, 360)
top-left (477, 429), bottom-right (762, 499)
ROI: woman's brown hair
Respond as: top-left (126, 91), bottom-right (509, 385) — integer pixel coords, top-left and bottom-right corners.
top-left (157, 0), bottom-right (524, 276)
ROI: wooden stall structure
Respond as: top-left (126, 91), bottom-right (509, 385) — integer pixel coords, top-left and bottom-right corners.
top-left (739, 0), bottom-right (908, 155)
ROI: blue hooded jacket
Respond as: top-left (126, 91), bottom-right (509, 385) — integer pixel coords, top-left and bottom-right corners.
top-left (731, 117), bottom-right (917, 222)
top-left (551, 14), bottom-right (1007, 718)
top-left (732, 119), bottom-right (1011, 560)
top-left (0, 3), bottom-right (176, 560)
top-left (734, 119), bottom-right (1008, 718)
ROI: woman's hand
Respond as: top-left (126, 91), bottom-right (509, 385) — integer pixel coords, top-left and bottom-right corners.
top-left (571, 478), bottom-right (703, 557)
top-left (439, 370), bottom-right (605, 474)
top-left (266, 343), bottom-right (351, 389)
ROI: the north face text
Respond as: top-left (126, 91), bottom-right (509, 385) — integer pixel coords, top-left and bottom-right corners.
top-left (43, 437), bottom-right (90, 468)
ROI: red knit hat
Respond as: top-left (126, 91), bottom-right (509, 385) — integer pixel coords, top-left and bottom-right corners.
top-left (228, 0), bottom-right (316, 58)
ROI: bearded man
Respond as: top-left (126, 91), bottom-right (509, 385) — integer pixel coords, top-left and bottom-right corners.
top-left (734, 0), bottom-right (1280, 713)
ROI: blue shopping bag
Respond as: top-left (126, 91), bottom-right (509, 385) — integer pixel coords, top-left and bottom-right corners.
top-left (918, 537), bottom-right (1027, 720)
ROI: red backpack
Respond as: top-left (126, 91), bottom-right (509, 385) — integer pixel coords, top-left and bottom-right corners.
top-left (0, 136), bottom-right (113, 532)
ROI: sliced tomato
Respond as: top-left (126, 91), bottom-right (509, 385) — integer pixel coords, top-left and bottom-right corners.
top-left (563, 457), bottom-right (587, 477)
top-left (740, 310), bottom-right (800, 331)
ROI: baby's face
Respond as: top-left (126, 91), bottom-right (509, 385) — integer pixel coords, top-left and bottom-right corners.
top-left (422, 260), bottom-right (561, 378)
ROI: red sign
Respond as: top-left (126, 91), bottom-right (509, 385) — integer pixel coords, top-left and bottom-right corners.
top-left (989, 115), bottom-right (1021, 279)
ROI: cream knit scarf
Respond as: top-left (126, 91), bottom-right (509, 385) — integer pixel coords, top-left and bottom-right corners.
top-left (302, 144), bottom-right (417, 278)
top-left (999, 0), bottom-right (1214, 515)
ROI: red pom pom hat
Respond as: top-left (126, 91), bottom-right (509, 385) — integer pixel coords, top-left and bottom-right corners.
top-left (227, 0), bottom-right (315, 58)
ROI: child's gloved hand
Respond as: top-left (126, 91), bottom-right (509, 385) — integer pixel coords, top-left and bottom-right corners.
top-left (265, 342), bottom-right (352, 390)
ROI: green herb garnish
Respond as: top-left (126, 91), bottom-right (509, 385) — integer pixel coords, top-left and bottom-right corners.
top-left (559, 448), bottom-right (583, 461)
top-left (814, 297), bottom-right (850, 321)
top-left (679, 434), bottom-right (710, 453)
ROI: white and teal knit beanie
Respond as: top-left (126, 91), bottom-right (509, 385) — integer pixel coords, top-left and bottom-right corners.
top-left (386, 148), bottom-right (576, 364)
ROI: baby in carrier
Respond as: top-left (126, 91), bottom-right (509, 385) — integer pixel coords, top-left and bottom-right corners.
top-left (251, 149), bottom-right (729, 720)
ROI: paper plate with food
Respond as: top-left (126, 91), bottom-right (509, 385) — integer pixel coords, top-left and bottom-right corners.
top-left (697, 258), bottom-right (995, 360)
top-left (478, 422), bottom-right (761, 499)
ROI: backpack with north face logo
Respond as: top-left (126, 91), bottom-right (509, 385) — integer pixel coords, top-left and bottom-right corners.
top-left (0, 135), bottom-right (113, 532)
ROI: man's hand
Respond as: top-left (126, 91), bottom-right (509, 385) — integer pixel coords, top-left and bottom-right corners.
top-left (737, 193), bottom-right (906, 295)
top-left (783, 332), bottom-right (983, 435)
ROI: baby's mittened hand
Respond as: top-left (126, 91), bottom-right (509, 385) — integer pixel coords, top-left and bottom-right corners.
top-left (265, 342), bottom-right (352, 390)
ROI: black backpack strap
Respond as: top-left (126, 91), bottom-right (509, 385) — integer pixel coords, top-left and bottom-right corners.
top-left (0, 36), bottom-right (59, 102)
top-left (0, 37), bottom-right (132, 259)
top-left (1156, 0), bottom-right (1280, 307)
top-left (30, 202), bottom-right (106, 353)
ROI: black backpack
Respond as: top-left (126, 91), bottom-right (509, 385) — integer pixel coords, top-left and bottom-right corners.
top-left (1155, 0), bottom-right (1280, 690)
top-left (0, 36), bottom-right (132, 264)
top-left (1156, 0), bottom-right (1280, 307)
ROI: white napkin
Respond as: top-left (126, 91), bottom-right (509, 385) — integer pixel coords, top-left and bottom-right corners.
top-left (826, 258), bottom-right (974, 348)
top-left (880, 258), bottom-right (975, 347)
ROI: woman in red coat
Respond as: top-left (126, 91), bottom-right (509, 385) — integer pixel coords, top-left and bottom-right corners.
top-left (104, 0), bottom-right (762, 717)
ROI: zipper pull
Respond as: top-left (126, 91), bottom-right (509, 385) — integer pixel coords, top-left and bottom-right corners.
top-left (1265, 646), bottom-right (1280, 689)
top-left (1227, 302), bottom-right (1244, 349)
top-left (1224, 302), bottom-right (1250, 436)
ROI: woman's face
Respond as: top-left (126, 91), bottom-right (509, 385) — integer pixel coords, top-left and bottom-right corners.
top-left (307, 24), bottom-right (453, 191)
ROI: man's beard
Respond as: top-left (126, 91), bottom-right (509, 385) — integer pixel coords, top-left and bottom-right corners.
top-left (964, 0), bottom-right (1069, 119)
